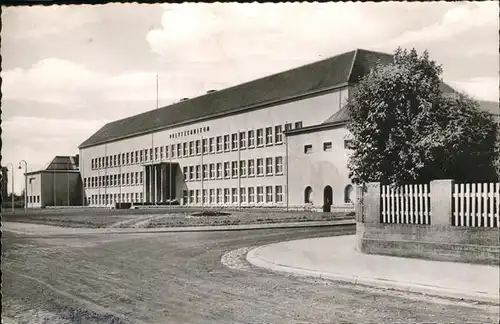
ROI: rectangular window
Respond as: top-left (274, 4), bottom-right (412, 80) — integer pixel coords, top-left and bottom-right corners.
top-left (248, 159), bottom-right (255, 176)
top-left (149, 149), bottom-right (153, 161)
top-left (266, 186), bottom-right (273, 203)
top-left (105, 156), bottom-right (109, 167)
top-left (224, 188), bottom-right (230, 203)
top-left (196, 190), bottom-right (201, 204)
top-left (257, 158), bottom-right (264, 176)
top-left (140, 192), bottom-right (144, 203)
top-left (125, 153), bottom-right (130, 164)
top-left (122, 174), bottom-right (126, 186)
top-left (203, 189), bottom-right (208, 204)
top-left (275, 156), bottom-right (283, 174)
top-left (113, 174), bottom-right (117, 186)
top-left (183, 190), bottom-right (188, 205)
top-left (231, 133), bottom-right (238, 150)
top-left (177, 143), bottom-right (182, 157)
top-left (160, 146), bottom-right (164, 160)
top-left (265, 157), bottom-right (273, 175)
top-left (224, 162), bottom-right (230, 178)
top-left (138, 151), bottom-right (143, 163)
top-left (154, 147), bottom-right (158, 161)
top-left (189, 141), bottom-right (194, 156)
top-left (248, 130), bottom-right (255, 148)
top-left (275, 185), bottom-right (283, 203)
top-left (113, 155), bottom-right (117, 166)
top-left (183, 167), bottom-right (188, 181)
top-left (142, 150), bottom-right (146, 162)
top-left (231, 161), bottom-right (238, 178)
top-left (240, 188), bottom-right (247, 204)
top-left (209, 163), bottom-right (215, 179)
top-left (265, 127), bottom-right (273, 145)
top-left (275, 125), bottom-right (283, 144)
top-left (224, 135), bottom-right (230, 151)
top-left (140, 172), bottom-right (143, 184)
top-left (196, 165), bottom-right (201, 180)
top-left (295, 121), bottom-right (303, 129)
top-left (217, 163), bottom-right (222, 179)
top-left (84, 178), bottom-right (87, 187)
top-left (202, 138), bottom-right (208, 154)
top-left (183, 142), bottom-right (188, 156)
top-left (304, 144), bottom-right (313, 154)
top-left (239, 160), bottom-right (246, 177)
top-left (216, 136), bottom-right (223, 152)
top-left (170, 144), bottom-right (175, 158)
top-left (323, 142), bottom-right (333, 151)
top-left (196, 140), bottom-right (201, 155)
top-left (248, 187), bottom-right (255, 203)
top-left (135, 151), bottom-right (139, 163)
top-left (239, 132), bottom-right (246, 150)
top-left (126, 173), bottom-right (130, 185)
top-left (165, 146), bottom-right (169, 159)
top-left (217, 188), bottom-right (222, 204)
top-left (257, 187), bottom-right (264, 203)
top-left (231, 188), bottom-right (238, 204)
top-left (189, 190), bottom-right (194, 204)
top-left (285, 123), bottom-right (292, 131)
top-left (209, 189), bottom-right (215, 204)
top-left (202, 164), bottom-right (208, 180)
top-left (256, 129), bottom-right (264, 146)
top-left (209, 137), bottom-right (215, 153)
top-left (189, 166), bottom-right (194, 180)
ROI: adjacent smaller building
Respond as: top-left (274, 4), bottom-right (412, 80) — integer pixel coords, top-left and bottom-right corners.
top-left (25, 155), bottom-right (83, 208)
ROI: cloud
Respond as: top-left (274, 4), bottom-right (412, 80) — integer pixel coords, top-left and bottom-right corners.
top-left (2, 5), bottom-right (100, 39)
top-left (385, 3), bottom-right (499, 48)
top-left (1, 59), bottom-right (178, 105)
top-left (449, 77), bottom-right (499, 102)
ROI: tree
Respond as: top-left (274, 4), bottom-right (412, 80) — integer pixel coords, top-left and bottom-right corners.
top-left (346, 47), bottom-right (499, 186)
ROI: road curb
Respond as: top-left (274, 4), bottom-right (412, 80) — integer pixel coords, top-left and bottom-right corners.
top-left (3, 219), bottom-right (355, 235)
top-left (246, 245), bottom-right (500, 305)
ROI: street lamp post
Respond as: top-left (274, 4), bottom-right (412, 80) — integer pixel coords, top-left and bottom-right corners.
top-left (18, 160), bottom-right (27, 215)
top-left (6, 163), bottom-right (14, 213)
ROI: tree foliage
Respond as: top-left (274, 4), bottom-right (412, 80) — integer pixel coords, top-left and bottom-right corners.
top-left (346, 48), bottom-right (499, 185)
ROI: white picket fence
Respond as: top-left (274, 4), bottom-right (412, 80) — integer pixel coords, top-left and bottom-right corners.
top-left (452, 183), bottom-right (500, 228)
top-left (380, 184), bottom-right (431, 224)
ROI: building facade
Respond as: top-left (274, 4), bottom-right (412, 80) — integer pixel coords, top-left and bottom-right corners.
top-left (78, 48), bottom-right (497, 209)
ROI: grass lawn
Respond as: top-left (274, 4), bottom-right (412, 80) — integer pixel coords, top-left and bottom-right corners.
top-left (2, 207), bottom-right (354, 228)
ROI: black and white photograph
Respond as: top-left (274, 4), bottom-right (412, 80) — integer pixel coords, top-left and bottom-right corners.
top-left (1, 2), bottom-right (499, 323)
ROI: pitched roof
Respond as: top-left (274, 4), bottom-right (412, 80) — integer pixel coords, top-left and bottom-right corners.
top-left (79, 49), bottom-right (394, 149)
top-left (320, 81), bottom-right (458, 126)
top-left (27, 156), bottom-right (79, 175)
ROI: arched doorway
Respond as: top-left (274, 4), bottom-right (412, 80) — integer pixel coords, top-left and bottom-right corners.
top-left (304, 186), bottom-right (313, 204)
top-left (323, 185), bottom-right (333, 212)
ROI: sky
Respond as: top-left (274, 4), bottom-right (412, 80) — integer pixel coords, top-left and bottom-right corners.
top-left (2, 2), bottom-right (499, 194)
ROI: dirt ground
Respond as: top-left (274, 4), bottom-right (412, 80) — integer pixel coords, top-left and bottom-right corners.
top-left (2, 207), bottom-right (354, 228)
top-left (3, 226), bottom-right (498, 324)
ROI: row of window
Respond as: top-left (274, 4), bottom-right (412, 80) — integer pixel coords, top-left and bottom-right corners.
top-left (84, 172), bottom-right (144, 188)
top-left (304, 140), bottom-right (353, 154)
top-left (90, 192), bottom-right (144, 205)
top-left (88, 185), bottom-right (285, 205)
top-left (182, 186), bottom-right (284, 205)
top-left (183, 157), bottom-right (284, 181)
top-left (90, 122), bottom-right (302, 170)
top-left (28, 195), bottom-right (40, 203)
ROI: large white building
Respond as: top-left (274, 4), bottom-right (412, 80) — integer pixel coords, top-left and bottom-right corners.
top-left (78, 48), bottom-right (494, 210)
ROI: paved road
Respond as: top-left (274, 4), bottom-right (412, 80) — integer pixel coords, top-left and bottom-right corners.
top-left (3, 225), bottom-right (498, 324)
